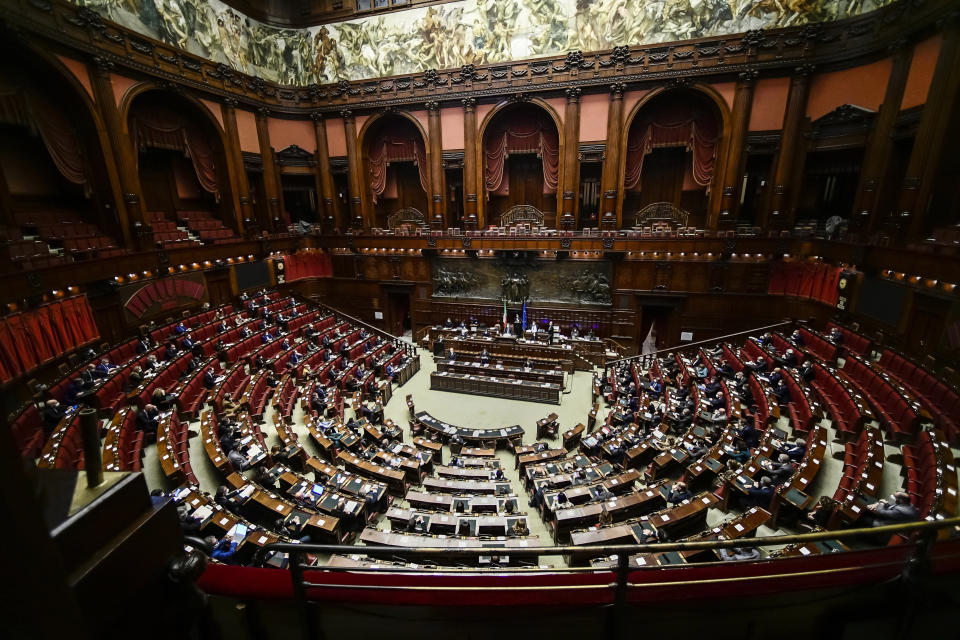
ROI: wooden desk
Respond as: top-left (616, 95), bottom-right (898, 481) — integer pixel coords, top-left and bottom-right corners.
top-left (422, 477), bottom-right (513, 496)
top-left (537, 413), bottom-right (560, 440)
top-left (336, 450), bottom-right (407, 495)
top-left (436, 360), bottom-right (565, 386)
top-left (416, 412), bottom-right (524, 448)
top-left (516, 448), bottom-right (568, 471)
top-left (431, 370), bottom-right (562, 405)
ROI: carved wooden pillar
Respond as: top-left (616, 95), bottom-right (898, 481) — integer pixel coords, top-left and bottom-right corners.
top-left (561, 88), bottom-right (582, 230)
top-left (712, 69), bottom-right (758, 229)
top-left (763, 64), bottom-right (814, 230)
top-left (254, 108), bottom-right (282, 231)
top-left (599, 82), bottom-right (626, 229)
top-left (426, 101), bottom-right (446, 229)
top-left (221, 98), bottom-right (250, 235)
top-left (847, 46), bottom-right (910, 234)
top-left (462, 98), bottom-right (479, 230)
top-left (311, 112), bottom-right (338, 231)
top-left (899, 21), bottom-right (960, 239)
top-left (88, 57), bottom-right (142, 246)
top-left (341, 109), bottom-right (365, 230)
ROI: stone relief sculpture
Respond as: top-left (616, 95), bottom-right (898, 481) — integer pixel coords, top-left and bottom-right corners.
top-left (562, 269), bottom-right (612, 304)
top-left (433, 267), bottom-right (480, 296)
top-left (72, 0), bottom-right (894, 85)
top-left (500, 272), bottom-right (530, 303)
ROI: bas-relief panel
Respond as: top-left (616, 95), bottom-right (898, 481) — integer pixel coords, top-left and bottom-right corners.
top-left (73, 0), bottom-right (894, 86)
top-left (431, 258), bottom-right (612, 305)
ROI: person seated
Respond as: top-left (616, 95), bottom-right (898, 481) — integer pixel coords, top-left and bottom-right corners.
top-left (746, 357), bottom-right (767, 373)
top-left (360, 402), bottom-right (383, 424)
top-left (756, 332), bottom-right (772, 347)
top-left (707, 391), bottom-right (726, 410)
top-left (667, 481), bottom-right (692, 506)
top-left (96, 358), bottom-right (115, 377)
top-left (205, 367), bottom-right (223, 390)
top-left (695, 364), bottom-right (709, 379)
top-left (480, 348), bottom-right (490, 365)
top-left (280, 338), bottom-right (291, 351)
top-left (743, 476), bottom-right (775, 508)
top-left (385, 363), bottom-right (397, 382)
top-left (173, 321), bottom-right (187, 335)
top-left (702, 376), bottom-right (722, 396)
top-left (804, 496), bottom-right (838, 529)
top-left (737, 418), bottom-right (760, 449)
top-left (827, 327), bottom-right (843, 345)
top-left (778, 438), bottom-right (806, 462)
top-left (763, 454), bottom-right (796, 485)
top-left (227, 445), bottom-right (251, 471)
top-left (310, 386), bottom-right (327, 413)
top-left (728, 441), bottom-right (751, 465)
top-left (218, 320), bottom-right (229, 334)
top-left (265, 373), bottom-right (279, 389)
top-left (211, 538), bottom-right (239, 565)
top-left (789, 329), bottom-right (805, 347)
top-left (649, 378), bottom-right (663, 398)
top-left (261, 331), bottom-right (274, 344)
top-left (136, 404), bottom-right (160, 435)
top-left (282, 516), bottom-right (311, 544)
top-left (152, 387), bottom-right (176, 411)
top-left (718, 546), bottom-right (761, 562)
top-left (772, 379), bottom-right (791, 405)
top-left (135, 336), bottom-right (151, 353)
top-left (79, 364), bottom-right (100, 389)
top-left (181, 331), bottom-right (195, 350)
top-left (781, 349), bottom-right (798, 368)
top-left (446, 347), bottom-right (456, 362)
top-left (716, 359), bottom-right (735, 379)
top-left (766, 367), bottom-right (785, 386)
top-left (408, 514), bottom-right (426, 533)
top-left (798, 360), bottom-right (815, 383)
top-left (287, 351), bottom-right (301, 368)
top-left (41, 399), bottom-right (67, 434)
top-left (164, 340), bottom-right (179, 361)
top-left (865, 491), bottom-right (919, 526)
top-left (240, 325), bottom-right (253, 339)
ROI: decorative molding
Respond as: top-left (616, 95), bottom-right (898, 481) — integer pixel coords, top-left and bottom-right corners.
top-left (424, 100), bottom-right (441, 112)
top-left (565, 87), bottom-right (582, 102)
top-left (339, 109), bottom-right (354, 120)
top-left (461, 97), bottom-right (477, 110)
top-left (609, 82), bottom-right (627, 97)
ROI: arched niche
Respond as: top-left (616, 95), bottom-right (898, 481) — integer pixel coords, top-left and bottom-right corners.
top-left (620, 87), bottom-right (728, 229)
top-left (124, 88), bottom-right (237, 233)
top-left (478, 100), bottom-right (563, 228)
top-left (0, 43), bottom-right (121, 244)
top-left (357, 112), bottom-right (431, 230)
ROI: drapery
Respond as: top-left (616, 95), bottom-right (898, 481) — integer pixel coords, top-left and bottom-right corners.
top-left (131, 103), bottom-right (219, 199)
top-left (0, 296), bottom-right (99, 384)
top-left (768, 261), bottom-right (843, 306)
top-left (367, 130), bottom-right (428, 203)
top-left (0, 71), bottom-right (88, 189)
top-left (484, 112), bottom-right (559, 197)
top-left (624, 101), bottom-right (719, 192)
top-left (283, 252), bottom-right (333, 282)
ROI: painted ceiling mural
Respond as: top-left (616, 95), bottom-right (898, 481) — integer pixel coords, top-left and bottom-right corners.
top-left (73, 0), bottom-right (894, 86)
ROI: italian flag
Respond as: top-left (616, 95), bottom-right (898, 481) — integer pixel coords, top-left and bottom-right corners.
top-left (502, 299), bottom-right (507, 329)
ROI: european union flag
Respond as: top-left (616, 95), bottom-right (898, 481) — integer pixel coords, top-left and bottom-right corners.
top-left (521, 300), bottom-right (527, 331)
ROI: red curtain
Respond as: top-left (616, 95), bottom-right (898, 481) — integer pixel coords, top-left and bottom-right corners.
top-left (624, 100), bottom-right (719, 192)
top-left (131, 104), bottom-right (219, 199)
top-left (283, 252), bottom-right (333, 282)
top-left (0, 70), bottom-right (88, 190)
top-left (0, 296), bottom-right (99, 384)
top-left (767, 262), bottom-right (842, 306)
top-left (367, 130), bottom-right (428, 203)
top-left (484, 111), bottom-right (559, 197)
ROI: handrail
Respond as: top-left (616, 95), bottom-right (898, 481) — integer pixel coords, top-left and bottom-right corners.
top-left (605, 320), bottom-right (795, 372)
top-left (253, 509), bottom-right (958, 640)
top-left (312, 299), bottom-right (417, 356)
top-left (255, 515), bottom-right (959, 566)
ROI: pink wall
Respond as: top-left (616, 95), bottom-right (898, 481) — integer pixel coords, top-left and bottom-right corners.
top-left (407, 110), bottom-right (429, 141)
top-left (476, 103), bottom-right (495, 133)
top-left (441, 107), bottom-right (464, 150)
top-left (200, 99), bottom-right (224, 131)
top-left (902, 35), bottom-right (942, 110)
top-left (110, 73), bottom-right (137, 108)
top-left (56, 55), bottom-right (94, 104)
top-left (710, 82), bottom-right (736, 111)
top-left (268, 117), bottom-right (315, 153)
top-left (355, 115), bottom-right (369, 140)
top-left (622, 90), bottom-right (651, 127)
top-left (235, 109), bottom-right (259, 153)
top-left (749, 77), bottom-right (790, 131)
top-left (579, 92), bottom-right (609, 141)
top-left (326, 118), bottom-right (347, 157)
top-left (543, 97), bottom-right (566, 127)
top-left (807, 58), bottom-right (892, 120)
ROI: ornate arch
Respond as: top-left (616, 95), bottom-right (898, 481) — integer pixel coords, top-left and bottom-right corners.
top-left (618, 84), bottom-right (732, 227)
top-left (476, 97), bottom-right (565, 227)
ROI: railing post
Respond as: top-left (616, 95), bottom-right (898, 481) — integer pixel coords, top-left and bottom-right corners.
top-left (289, 550), bottom-right (321, 640)
top-left (606, 552), bottom-right (630, 640)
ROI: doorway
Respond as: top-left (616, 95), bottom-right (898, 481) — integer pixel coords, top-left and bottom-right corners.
top-left (638, 303), bottom-right (677, 352)
top-left (385, 289), bottom-right (411, 337)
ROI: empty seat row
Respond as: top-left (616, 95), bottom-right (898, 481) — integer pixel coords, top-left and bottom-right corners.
top-left (878, 349), bottom-right (959, 444)
top-left (827, 323), bottom-right (871, 356)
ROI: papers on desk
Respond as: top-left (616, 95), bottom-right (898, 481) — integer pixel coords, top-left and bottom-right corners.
top-left (193, 505), bottom-right (213, 521)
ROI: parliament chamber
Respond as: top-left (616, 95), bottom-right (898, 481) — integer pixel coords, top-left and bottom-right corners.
top-left (2, 0), bottom-right (960, 638)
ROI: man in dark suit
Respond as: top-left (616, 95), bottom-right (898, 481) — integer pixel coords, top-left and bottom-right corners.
top-left (79, 364), bottom-right (99, 389)
top-left (136, 404), bottom-right (160, 438)
top-left (164, 341), bottom-right (179, 361)
top-left (135, 336), bottom-right (151, 353)
top-left (41, 399), bottom-right (66, 435)
top-left (202, 368), bottom-right (217, 389)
